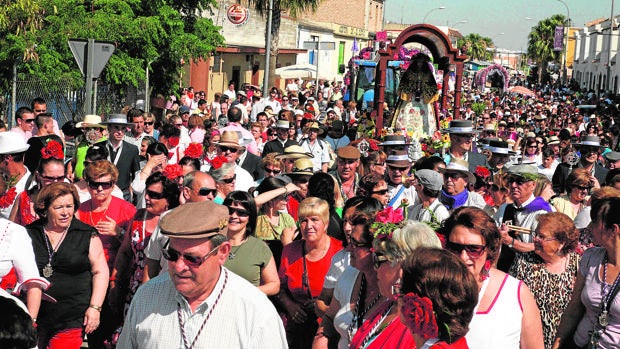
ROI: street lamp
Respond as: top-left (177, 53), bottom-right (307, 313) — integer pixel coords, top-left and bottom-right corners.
top-left (423, 6), bottom-right (446, 24)
top-left (556, 0), bottom-right (570, 84)
top-left (449, 20), bottom-right (468, 28)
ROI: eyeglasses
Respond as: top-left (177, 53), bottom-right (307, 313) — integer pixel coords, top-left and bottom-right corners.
top-left (22, 118), bottom-right (36, 124)
top-left (218, 146), bottom-right (239, 153)
top-left (580, 146), bottom-right (599, 154)
top-left (372, 189), bottom-right (389, 195)
top-left (453, 134), bottom-right (474, 140)
top-left (264, 167), bottom-right (281, 175)
top-left (109, 125), bottom-right (125, 131)
top-left (338, 159), bottom-right (358, 165)
top-left (388, 166), bottom-right (408, 172)
top-left (40, 174), bottom-right (65, 182)
top-left (506, 176), bottom-right (532, 185)
top-left (228, 207), bottom-right (250, 217)
top-left (174, 123), bottom-right (183, 127)
top-left (532, 232), bottom-right (558, 243)
top-left (373, 253), bottom-right (389, 269)
top-left (221, 174), bottom-right (236, 184)
top-left (573, 185), bottom-right (592, 191)
top-left (162, 242), bottom-right (220, 268)
top-left (145, 121), bottom-right (154, 126)
top-left (146, 189), bottom-right (166, 200)
top-left (372, 162), bottom-right (386, 167)
top-left (444, 172), bottom-right (465, 180)
top-left (87, 180), bottom-right (114, 190)
top-left (198, 187), bottom-right (217, 197)
top-left (445, 241), bottom-right (486, 259)
top-left (527, 145), bottom-right (537, 148)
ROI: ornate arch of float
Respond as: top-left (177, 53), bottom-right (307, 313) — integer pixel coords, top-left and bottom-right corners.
top-left (475, 64), bottom-right (510, 92)
top-left (374, 24), bottom-right (468, 134)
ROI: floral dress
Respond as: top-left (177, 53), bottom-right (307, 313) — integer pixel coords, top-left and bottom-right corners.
top-left (510, 252), bottom-right (581, 349)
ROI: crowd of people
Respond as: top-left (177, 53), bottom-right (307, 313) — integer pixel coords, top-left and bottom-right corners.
top-left (1, 76), bottom-right (620, 349)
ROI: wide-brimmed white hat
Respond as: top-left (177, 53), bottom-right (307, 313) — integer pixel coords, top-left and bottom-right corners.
top-left (439, 158), bottom-right (476, 184)
top-left (442, 120), bottom-right (480, 134)
top-left (76, 115), bottom-right (107, 129)
top-left (0, 132), bottom-right (30, 154)
top-left (102, 114), bottom-right (134, 126)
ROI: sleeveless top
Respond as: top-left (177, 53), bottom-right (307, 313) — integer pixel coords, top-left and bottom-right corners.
top-left (465, 274), bottom-right (523, 349)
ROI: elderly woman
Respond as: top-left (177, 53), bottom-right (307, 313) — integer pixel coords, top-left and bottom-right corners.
top-left (553, 189), bottom-right (620, 349)
top-left (314, 210), bottom-right (382, 349)
top-left (550, 168), bottom-right (592, 219)
top-left (347, 221), bottom-right (441, 349)
top-left (442, 206), bottom-right (544, 349)
top-left (223, 191), bottom-right (279, 295)
top-left (26, 182), bottom-right (108, 349)
top-left (308, 172), bottom-right (345, 242)
top-left (74, 145), bottom-right (124, 203)
top-left (210, 162), bottom-right (236, 204)
top-left (76, 159), bottom-right (136, 348)
top-left (277, 197), bottom-right (343, 349)
top-left (510, 212), bottom-right (580, 349)
top-left (398, 247), bottom-right (478, 349)
top-left (357, 173), bottom-right (389, 207)
top-left (110, 173), bottom-right (179, 319)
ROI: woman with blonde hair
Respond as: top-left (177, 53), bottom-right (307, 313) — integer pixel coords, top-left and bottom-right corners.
top-left (361, 151), bottom-right (387, 177)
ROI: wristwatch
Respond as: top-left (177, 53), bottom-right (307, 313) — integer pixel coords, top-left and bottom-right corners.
top-left (508, 237), bottom-right (515, 248)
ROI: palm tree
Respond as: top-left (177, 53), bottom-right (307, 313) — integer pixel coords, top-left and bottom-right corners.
top-left (528, 14), bottom-right (565, 83)
top-left (459, 33), bottom-right (493, 61)
top-left (248, 0), bottom-right (321, 88)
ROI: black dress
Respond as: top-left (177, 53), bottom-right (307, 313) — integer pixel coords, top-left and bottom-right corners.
top-left (26, 218), bottom-right (97, 332)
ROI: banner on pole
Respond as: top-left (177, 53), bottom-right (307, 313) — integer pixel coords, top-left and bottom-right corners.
top-left (554, 26), bottom-right (564, 51)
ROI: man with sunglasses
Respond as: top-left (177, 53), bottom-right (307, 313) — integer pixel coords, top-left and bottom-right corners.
top-left (24, 112), bottom-right (65, 173)
top-left (438, 158), bottom-right (485, 211)
top-left (213, 131), bottom-right (255, 191)
top-left (444, 120), bottom-right (489, 172)
top-left (0, 132), bottom-right (36, 219)
top-left (385, 150), bottom-right (417, 209)
top-left (494, 164), bottom-right (553, 272)
top-left (552, 135), bottom-right (608, 194)
top-left (10, 107), bottom-right (36, 142)
top-left (262, 119), bottom-right (298, 157)
top-left (119, 201), bottom-right (287, 348)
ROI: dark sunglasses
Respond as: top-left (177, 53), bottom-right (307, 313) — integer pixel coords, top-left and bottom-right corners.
top-left (453, 134), bottom-right (474, 140)
top-left (218, 146), bottom-right (239, 153)
top-left (146, 189), bottom-right (166, 199)
top-left (144, 121), bottom-right (155, 126)
top-left (445, 241), bottom-right (486, 259)
top-left (87, 180), bottom-right (114, 190)
top-left (221, 174), bottom-right (236, 184)
top-left (349, 235), bottom-right (371, 249)
top-left (294, 177), bottom-right (309, 184)
top-left (506, 176), bottom-right (531, 185)
top-left (372, 162), bottom-right (386, 167)
top-left (198, 187), bottom-right (217, 197)
top-left (573, 184), bottom-right (592, 191)
top-left (372, 189), bottom-right (389, 195)
top-left (264, 167), bottom-right (281, 175)
top-left (162, 242), bottom-right (219, 268)
top-left (228, 207), bottom-right (250, 217)
top-left (373, 254), bottom-right (389, 269)
top-left (445, 172), bottom-right (465, 180)
top-left (388, 166), bottom-right (408, 172)
top-left (40, 174), bottom-right (65, 182)
top-left (22, 118), bottom-right (36, 124)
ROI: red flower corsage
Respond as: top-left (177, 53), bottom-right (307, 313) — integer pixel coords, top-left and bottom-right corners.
top-left (400, 292), bottom-right (439, 340)
top-left (168, 136), bottom-right (180, 147)
top-left (474, 166), bottom-right (491, 179)
top-left (41, 140), bottom-right (64, 160)
top-left (0, 187), bottom-right (17, 209)
top-left (184, 143), bottom-right (203, 159)
top-left (208, 155), bottom-right (228, 170)
top-left (162, 164), bottom-right (183, 181)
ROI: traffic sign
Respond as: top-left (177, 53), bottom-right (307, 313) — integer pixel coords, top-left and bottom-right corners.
top-left (68, 39), bottom-right (115, 78)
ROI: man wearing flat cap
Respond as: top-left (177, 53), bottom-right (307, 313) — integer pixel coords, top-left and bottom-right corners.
top-left (494, 164), bottom-right (553, 272)
top-left (118, 201), bottom-right (287, 348)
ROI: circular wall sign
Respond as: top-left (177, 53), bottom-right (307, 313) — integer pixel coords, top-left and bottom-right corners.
top-left (227, 4), bottom-right (249, 25)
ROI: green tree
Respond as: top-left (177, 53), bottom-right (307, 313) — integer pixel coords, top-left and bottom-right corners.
top-left (248, 0), bottom-right (321, 88)
top-left (458, 33), bottom-right (495, 61)
top-left (527, 14), bottom-right (565, 83)
top-left (0, 0), bottom-right (224, 97)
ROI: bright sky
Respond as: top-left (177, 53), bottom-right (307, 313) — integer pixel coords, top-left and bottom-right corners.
top-left (384, 0), bottom-right (613, 51)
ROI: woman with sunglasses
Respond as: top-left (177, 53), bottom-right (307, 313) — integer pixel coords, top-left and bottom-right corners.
top-left (131, 142), bottom-right (168, 209)
top-left (314, 210), bottom-right (382, 349)
top-left (254, 177), bottom-right (297, 268)
top-left (10, 141), bottom-right (66, 226)
top-left (110, 172), bottom-right (179, 334)
top-left (222, 191), bottom-right (279, 295)
top-left (553, 191), bottom-right (620, 349)
top-left (357, 173), bottom-right (389, 207)
top-left (210, 162), bottom-right (236, 204)
top-left (550, 168), bottom-right (592, 220)
top-left (27, 182), bottom-right (108, 349)
top-left (522, 137), bottom-right (542, 165)
top-left (509, 212), bottom-right (580, 349)
top-left (75, 160), bottom-right (137, 348)
top-left (142, 112), bottom-right (159, 140)
top-left (442, 207), bottom-right (544, 349)
top-left (361, 150), bottom-right (387, 177)
top-left (73, 146), bottom-right (124, 203)
top-left (277, 197), bottom-right (343, 349)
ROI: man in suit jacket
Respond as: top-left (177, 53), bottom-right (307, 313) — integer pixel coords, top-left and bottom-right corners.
top-left (262, 120), bottom-right (297, 156)
top-left (444, 119), bottom-right (489, 172)
top-left (98, 114), bottom-right (140, 201)
top-left (238, 147), bottom-right (264, 180)
top-left (552, 135), bottom-right (608, 194)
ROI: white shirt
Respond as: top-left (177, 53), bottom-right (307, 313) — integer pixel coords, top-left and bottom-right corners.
top-left (234, 166), bottom-right (255, 192)
top-left (407, 199), bottom-right (449, 226)
top-left (223, 89), bottom-right (237, 101)
top-left (323, 250), bottom-right (351, 289)
top-left (299, 138), bottom-right (330, 172)
top-left (117, 268), bottom-right (288, 349)
top-left (387, 183), bottom-right (418, 209)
